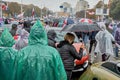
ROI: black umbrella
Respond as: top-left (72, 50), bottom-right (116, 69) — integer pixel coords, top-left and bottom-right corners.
top-left (61, 22), bottom-right (101, 32)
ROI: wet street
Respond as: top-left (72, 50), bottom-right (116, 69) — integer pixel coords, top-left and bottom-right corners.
top-left (86, 42), bottom-right (120, 64)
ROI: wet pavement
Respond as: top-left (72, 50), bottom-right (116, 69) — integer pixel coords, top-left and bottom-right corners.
top-left (85, 42), bottom-right (120, 64)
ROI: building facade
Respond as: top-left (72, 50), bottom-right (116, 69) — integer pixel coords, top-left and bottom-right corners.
top-left (60, 2), bottom-right (72, 13)
top-left (59, 2), bottom-right (74, 17)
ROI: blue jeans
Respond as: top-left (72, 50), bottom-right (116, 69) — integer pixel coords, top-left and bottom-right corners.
top-left (115, 46), bottom-right (119, 57)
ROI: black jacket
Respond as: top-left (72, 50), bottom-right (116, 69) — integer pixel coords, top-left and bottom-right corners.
top-left (57, 41), bottom-right (83, 70)
top-left (47, 30), bottom-right (56, 48)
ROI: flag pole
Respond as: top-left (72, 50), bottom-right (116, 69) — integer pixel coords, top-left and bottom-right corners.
top-left (41, 4), bottom-right (42, 18)
top-left (21, 0), bottom-right (23, 13)
top-left (102, 0), bottom-right (104, 21)
top-left (0, 0), bottom-right (2, 18)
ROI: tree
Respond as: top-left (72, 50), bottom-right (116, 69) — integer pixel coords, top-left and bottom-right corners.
top-left (2, 1), bottom-right (52, 18)
top-left (75, 10), bottom-right (85, 18)
top-left (110, 0), bottom-right (120, 20)
top-left (8, 2), bottom-right (21, 16)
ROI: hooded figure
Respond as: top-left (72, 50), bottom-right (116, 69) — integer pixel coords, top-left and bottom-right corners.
top-left (0, 28), bottom-right (16, 80)
top-left (95, 22), bottom-right (115, 61)
top-left (47, 30), bottom-right (56, 48)
top-left (14, 20), bottom-right (67, 80)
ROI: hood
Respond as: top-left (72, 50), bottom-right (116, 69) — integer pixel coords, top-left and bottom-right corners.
top-left (0, 28), bottom-right (15, 47)
top-left (47, 30), bottom-right (56, 39)
top-left (28, 20), bottom-right (48, 45)
top-left (98, 22), bottom-right (106, 31)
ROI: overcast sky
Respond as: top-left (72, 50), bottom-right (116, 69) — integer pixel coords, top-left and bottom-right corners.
top-left (3, 0), bottom-right (109, 11)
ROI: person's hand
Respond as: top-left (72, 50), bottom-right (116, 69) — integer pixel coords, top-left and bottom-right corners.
top-left (79, 48), bottom-right (83, 53)
top-left (55, 43), bottom-right (59, 47)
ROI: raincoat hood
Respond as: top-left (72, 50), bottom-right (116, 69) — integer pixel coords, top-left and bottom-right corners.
top-left (0, 28), bottom-right (15, 47)
top-left (98, 22), bottom-right (106, 31)
top-left (28, 20), bottom-right (48, 45)
top-left (14, 21), bottom-right (67, 80)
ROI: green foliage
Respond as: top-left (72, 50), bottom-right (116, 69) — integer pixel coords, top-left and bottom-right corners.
top-left (3, 2), bottom-right (53, 18)
top-left (110, 0), bottom-right (120, 20)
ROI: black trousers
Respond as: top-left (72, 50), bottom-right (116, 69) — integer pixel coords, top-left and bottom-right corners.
top-left (89, 40), bottom-right (96, 53)
top-left (66, 70), bottom-right (72, 80)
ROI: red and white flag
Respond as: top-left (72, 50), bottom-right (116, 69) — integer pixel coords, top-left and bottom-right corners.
top-left (2, 2), bottom-right (8, 10)
top-left (17, 12), bottom-right (24, 18)
top-left (62, 18), bottom-right (67, 27)
top-left (32, 8), bottom-right (35, 17)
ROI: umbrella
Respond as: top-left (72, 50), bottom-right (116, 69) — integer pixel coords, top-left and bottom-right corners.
top-left (61, 22), bottom-right (101, 32)
top-left (79, 18), bottom-right (93, 24)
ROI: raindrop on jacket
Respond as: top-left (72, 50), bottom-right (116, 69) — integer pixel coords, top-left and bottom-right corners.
top-left (14, 20), bottom-right (67, 80)
top-left (0, 28), bottom-right (17, 80)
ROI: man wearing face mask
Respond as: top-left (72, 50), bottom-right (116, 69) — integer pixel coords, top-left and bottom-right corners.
top-left (57, 32), bottom-right (83, 80)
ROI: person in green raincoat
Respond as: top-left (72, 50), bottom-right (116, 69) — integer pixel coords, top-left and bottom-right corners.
top-left (0, 28), bottom-right (17, 80)
top-left (14, 20), bottom-right (67, 80)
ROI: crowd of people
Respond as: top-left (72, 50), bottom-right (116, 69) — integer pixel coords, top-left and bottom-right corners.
top-left (0, 17), bottom-right (120, 80)
top-left (0, 19), bottom-right (85, 80)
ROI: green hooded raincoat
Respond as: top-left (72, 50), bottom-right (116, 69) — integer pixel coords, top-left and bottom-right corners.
top-left (14, 20), bottom-right (67, 80)
top-left (0, 28), bottom-right (16, 80)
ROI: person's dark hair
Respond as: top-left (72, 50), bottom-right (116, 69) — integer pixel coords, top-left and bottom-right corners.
top-left (12, 24), bottom-right (17, 30)
top-left (10, 24), bottom-right (18, 36)
top-left (23, 21), bottom-right (31, 33)
top-left (45, 22), bottom-right (48, 25)
top-left (19, 22), bottom-right (23, 25)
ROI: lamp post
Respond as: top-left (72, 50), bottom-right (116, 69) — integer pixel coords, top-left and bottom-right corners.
top-left (84, 4), bottom-right (89, 18)
top-left (84, 6), bottom-right (86, 18)
top-left (102, 0), bottom-right (104, 21)
top-left (41, 4), bottom-right (43, 18)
